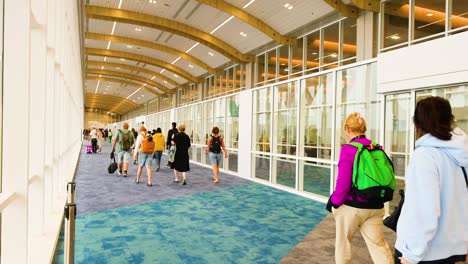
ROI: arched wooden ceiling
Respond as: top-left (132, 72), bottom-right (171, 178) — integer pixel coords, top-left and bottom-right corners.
top-left (86, 68), bottom-right (172, 95)
top-left (86, 93), bottom-right (141, 115)
top-left (194, 0), bottom-right (296, 45)
top-left (82, 0), bottom-right (339, 116)
top-left (85, 5), bottom-right (253, 63)
top-left (86, 48), bottom-right (201, 83)
top-left (86, 32), bottom-right (220, 75)
top-left (86, 60), bottom-right (179, 87)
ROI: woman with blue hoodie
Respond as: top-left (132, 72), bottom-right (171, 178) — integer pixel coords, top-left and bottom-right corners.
top-left (327, 112), bottom-right (393, 263)
top-left (395, 96), bottom-right (468, 264)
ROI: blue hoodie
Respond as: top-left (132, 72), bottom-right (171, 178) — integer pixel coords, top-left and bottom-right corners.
top-left (395, 127), bottom-right (468, 263)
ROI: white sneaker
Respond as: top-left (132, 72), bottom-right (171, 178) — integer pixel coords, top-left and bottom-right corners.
top-left (118, 170), bottom-right (122, 175)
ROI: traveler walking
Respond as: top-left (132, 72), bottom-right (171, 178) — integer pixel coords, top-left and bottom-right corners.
top-left (326, 112), bottom-right (393, 264)
top-left (395, 97), bottom-right (468, 264)
top-left (90, 126), bottom-right (98, 153)
top-left (152, 127), bottom-right (165, 172)
top-left (134, 126), bottom-right (155, 186)
top-left (171, 124), bottom-right (191, 185)
top-left (111, 122), bottom-right (135, 177)
top-left (206, 127), bottom-right (228, 183)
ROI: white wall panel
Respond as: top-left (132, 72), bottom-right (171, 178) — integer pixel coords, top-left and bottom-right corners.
top-left (237, 90), bottom-right (252, 179)
top-left (377, 32), bottom-right (468, 93)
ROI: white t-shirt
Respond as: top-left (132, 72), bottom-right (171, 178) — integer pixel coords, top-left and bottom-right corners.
top-left (90, 129), bottom-right (98, 139)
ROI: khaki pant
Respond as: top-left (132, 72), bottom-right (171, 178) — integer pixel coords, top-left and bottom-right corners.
top-left (332, 205), bottom-right (393, 264)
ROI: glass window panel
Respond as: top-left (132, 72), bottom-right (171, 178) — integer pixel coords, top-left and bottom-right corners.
top-left (322, 23), bottom-right (339, 67)
top-left (384, 93), bottom-right (411, 178)
top-left (414, 0), bottom-right (445, 41)
top-left (194, 104), bottom-right (204, 144)
top-left (237, 64), bottom-right (246, 89)
top-left (342, 18), bottom-right (357, 61)
top-left (256, 54), bottom-right (266, 85)
top-left (291, 37), bottom-right (304, 77)
top-left (302, 161), bottom-right (331, 197)
top-left (382, 0), bottom-right (410, 49)
top-left (335, 63), bottom-right (380, 160)
top-left (278, 45), bottom-right (289, 81)
top-left (228, 151), bottom-right (238, 172)
top-left (445, 85), bottom-right (468, 133)
top-left (305, 31), bottom-right (320, 73)
top-left (204, 101), bottom-right (214, 145)
top-left (226, 95), bottom-right (239, 149)
top-left (302, 73), bottom-right (333, 160)
top-left (451, 1), bottom-right (468, 31)
top-left (274, 157), bottom-right (296, 189)
top-left (266, 49), bottom-right (277, 84)
top-left (253, 154), bottom-right (270, 181)
top-left (274, 82), bottom-right (297, 156)
top-left (253, 88), bottom-right (272, 153)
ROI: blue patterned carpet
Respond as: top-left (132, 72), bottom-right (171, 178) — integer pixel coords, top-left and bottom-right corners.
top-left (54, 143), bottom-right (327, 263)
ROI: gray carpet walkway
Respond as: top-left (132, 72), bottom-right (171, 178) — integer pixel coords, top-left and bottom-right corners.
top-left (76, 143), bottom-right (250, 215)
top-left (76, 142), bottom-right (399, 263)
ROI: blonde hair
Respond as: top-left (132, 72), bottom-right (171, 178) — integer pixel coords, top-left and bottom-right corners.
top-left (178, 124), bottom-right (186, 132)
top-left (139, 126), bottom-right (147, 132)
top-left (345, 112), bottom-right (366, 134)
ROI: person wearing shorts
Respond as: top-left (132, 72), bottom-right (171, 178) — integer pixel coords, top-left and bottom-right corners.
top-left (206, 127), bottom-right (228, 184)
top-left (111, 122), bottom-right (135, 177)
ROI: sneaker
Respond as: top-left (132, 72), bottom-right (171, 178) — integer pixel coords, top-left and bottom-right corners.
top-left (123, 171), bottom-right (128, 177)
top-left (156, 167), bottom-right (160, 172)
top-left (182, 180), bottom-right (187, 185)
top-left (118, 170), bottom-right (122, 176)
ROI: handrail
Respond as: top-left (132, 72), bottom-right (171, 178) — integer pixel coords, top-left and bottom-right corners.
top-left (0, 192), bottom-right (16, 212)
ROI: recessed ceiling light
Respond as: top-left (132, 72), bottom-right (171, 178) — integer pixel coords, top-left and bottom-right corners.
top-left (288, 5), bottom-right (293, 10)
top-left (116, 67), bottom-right (120, 69)
top-left (426, 13), bottom-right (433, 17)
top-left (208, 52), bottom-right (214, 56)
top-left (284, 3), bottom-right (289, 8)
top-left (149, 0), bottom-right (156, 3)
top-left (330, 53), bottom-right (338, 58)
top-left (120, 58), bottom-right (125, 61)
top-left (390, 35), bottom-right (400, 40)
top-left (127, 45), bottom-right (132, 48)
top-left (164, 81), bottom-right (168, 83)
top-left (141, 94), bottom-right (145, 97)
top-left (240, 32), bottom-right (247, 37)
top-left (174, 74), bottom-right (179, 78)
top-left (188, 64), bottom-right (194, 68)
top-left (135, 28), bottom-right (142, 32)
top-left (312, 52), bottom-right (317, 55)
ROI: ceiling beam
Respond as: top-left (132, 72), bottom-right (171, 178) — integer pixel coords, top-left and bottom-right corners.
top-left (85, 93), bottom-right (141, 115)
top-left (351, 0), bottom-right (380, 13)
top-left (86, 32), bottom-right (220, 75)
top-left (86, 60), bottom-right (179, 87)
top-left (85, 5), bottom-right (253, 63)
top-left (85, 48), bottom-right (201, 83)
top-left (195, 0), bottom-right (296, 45)
top-left (86, 68), bottom-right (173, 95)
top-left (322, 0), bottom-right (359, 18)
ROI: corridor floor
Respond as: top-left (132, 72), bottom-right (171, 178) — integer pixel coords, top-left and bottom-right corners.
top-left (53, 143), bottom-right (328, 263)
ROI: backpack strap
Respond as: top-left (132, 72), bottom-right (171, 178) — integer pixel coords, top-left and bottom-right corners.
top-left (462, 167), bottom-right (468, 191)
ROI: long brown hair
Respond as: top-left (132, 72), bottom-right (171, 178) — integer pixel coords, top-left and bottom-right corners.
top-left (413, 96), bottom-right (454, 140)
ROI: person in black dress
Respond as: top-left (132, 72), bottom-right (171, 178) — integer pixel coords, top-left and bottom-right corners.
top-left (171, 124), bottom-right (191, 185)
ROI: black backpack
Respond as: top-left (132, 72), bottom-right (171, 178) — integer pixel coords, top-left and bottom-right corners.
top-left (210, 136), bottom-right (222, 153)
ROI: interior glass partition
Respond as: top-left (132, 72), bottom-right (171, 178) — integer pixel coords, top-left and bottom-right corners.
top-left (252, 88), bottom-right (272, 181)
top-left (301, 73), bottom-right (333, 160)
top-left (272, 81), bottom-right (298, 189)
top-left (226, 95), bottom-right (239, 172)
top-left (414, 0), bottom-right (446, 42)
top-left (452, 2), bottom-right (468, 31)
top-left (384, 93), bottom-right (412, 178)
top-left (382, 0), bottom-right (410, 49)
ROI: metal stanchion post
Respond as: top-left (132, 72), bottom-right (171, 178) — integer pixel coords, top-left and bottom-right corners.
top-left (64, 182), bottom-right (76, 264)
top-left (67, 182), bottom-right (76, 204)
top-left (64, 203), bottom-right (76, 264)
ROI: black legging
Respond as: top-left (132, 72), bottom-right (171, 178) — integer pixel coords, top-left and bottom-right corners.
top-left (394, 249), bottom-right (466, 264)
top-left (91, 138), bottom-right (98, 153)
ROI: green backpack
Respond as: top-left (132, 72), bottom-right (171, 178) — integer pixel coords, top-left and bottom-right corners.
top-left (119, 130), bottom-right (132, 151)
top-left (349, 142), bottom-right (396, 202)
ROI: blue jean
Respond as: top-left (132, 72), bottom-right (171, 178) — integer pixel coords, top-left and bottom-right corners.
top-left (153, 151), bottom-right (163, 167)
